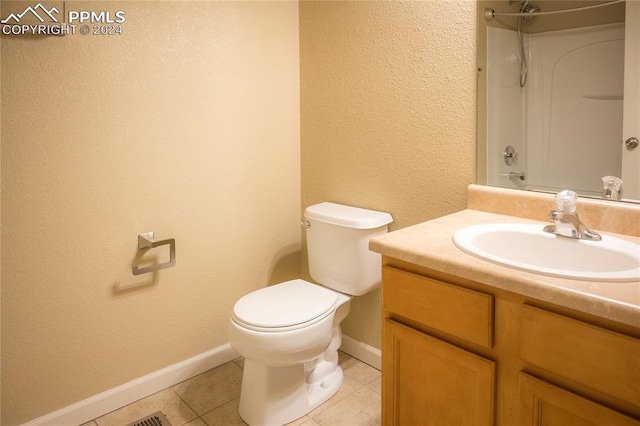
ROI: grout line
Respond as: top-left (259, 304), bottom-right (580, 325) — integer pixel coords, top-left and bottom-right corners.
top-left (169, 386), bottom-right (200, 426)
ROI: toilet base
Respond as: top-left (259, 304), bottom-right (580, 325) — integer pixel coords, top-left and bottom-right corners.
top-left (238, 327), bottom-right (344, 426)
top-left (238, 361), bottom-right (343, 426)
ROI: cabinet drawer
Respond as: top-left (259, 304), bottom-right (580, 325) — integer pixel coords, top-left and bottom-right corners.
top-left (519, 373), bottom-right (640, 426)
top-left (382, 266), bottom-right (494, 348)
top-left (520, 305), bottom-right (640, 407)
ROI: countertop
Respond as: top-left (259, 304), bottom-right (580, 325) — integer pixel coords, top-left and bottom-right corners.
top-left (370, 208), bottom-right (640, 328)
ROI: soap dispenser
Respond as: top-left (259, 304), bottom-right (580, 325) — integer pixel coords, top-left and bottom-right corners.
top-left (602, 176), bottom-right (623, 200)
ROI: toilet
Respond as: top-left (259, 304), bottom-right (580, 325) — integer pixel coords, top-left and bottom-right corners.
top-left (228, 202), bottom-right (393, 426)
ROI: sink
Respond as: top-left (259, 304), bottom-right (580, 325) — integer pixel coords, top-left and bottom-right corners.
top-left (453, 223), bottom-right (640, 282)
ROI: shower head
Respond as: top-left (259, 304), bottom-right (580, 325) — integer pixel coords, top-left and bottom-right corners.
top-left (509, 0), bottom-right (541, 21)
top-left (521, 4), bottom-right (541, 21)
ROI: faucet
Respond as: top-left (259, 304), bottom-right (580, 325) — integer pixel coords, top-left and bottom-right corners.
top-left (543, 190), bottom-right (602, 241)
top-left (602, 176), bottom-right (623, 200)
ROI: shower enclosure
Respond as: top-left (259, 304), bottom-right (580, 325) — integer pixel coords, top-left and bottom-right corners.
top-left (481, 0), bottom-right (640, 200)
top-left (487, 22), bottom-right (624, 196)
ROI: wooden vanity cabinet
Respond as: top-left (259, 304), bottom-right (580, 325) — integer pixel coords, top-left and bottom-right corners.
top-left (381, 258), bottom-right (640, 426)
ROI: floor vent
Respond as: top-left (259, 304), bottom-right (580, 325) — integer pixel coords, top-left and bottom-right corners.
top-left (125, 411), bottom-right (172, 426)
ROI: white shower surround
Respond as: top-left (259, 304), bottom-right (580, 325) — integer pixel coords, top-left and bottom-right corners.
top-left (487, 23), bottom-right (625, 196)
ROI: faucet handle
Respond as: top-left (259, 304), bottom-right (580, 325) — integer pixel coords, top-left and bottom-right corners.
top-left (555, 190), bottom-right (578, 213)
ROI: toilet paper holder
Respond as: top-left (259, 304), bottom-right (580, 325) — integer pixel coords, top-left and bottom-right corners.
top-left (132, 232), bottom-right (176, 275)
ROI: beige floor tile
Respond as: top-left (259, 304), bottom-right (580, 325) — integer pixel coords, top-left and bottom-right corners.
top-left (337, 351), bottom-right (353, 365)
top-left (294, 418), bottom-right (321, 426)
top-left (308, 373), bottom-right (365, 418)
top-left (80, 422), bottom-right (98, 426)
top-left (310, 386), bottom-right (381, 426)
top-left (341, 358), bottom-right (381, 386)
top-left (233, 357), bottom-right (245, 369)
top-left (285, 414), bottom-right (312, 426)
top-left (94, 388), bottom-right (197, 426)
top-left (364, 375), bottom-right (381, 395)
top-left (201, 398), bottom-right (247, 426)
top-left (173, 361), bottom-right (243, 415)
top-left (183, 418), bottom-right (208, 426)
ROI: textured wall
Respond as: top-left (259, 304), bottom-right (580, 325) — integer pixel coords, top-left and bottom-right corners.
top-left (1, 2), bottom-right (300, 423)
top-left (300, 0), bottom-right (477, 348)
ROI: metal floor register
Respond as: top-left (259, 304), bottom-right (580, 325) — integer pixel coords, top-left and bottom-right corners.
top-left (125, 411), bottom-right (172, 426)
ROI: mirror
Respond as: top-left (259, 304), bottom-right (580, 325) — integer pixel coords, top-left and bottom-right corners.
top-left (477, 0), bottom-right (639, 202)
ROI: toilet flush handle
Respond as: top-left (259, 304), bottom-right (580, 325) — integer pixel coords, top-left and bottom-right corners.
top-left (301, 220), bottom-right (311, 229)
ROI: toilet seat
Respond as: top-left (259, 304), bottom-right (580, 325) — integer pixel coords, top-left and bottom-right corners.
top-left (232, 279), bottom-right (339, 332)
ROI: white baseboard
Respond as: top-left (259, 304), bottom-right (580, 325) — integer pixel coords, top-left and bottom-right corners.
top-left (22, 343), bottom-right (238, 426)
top-left (340, 334), bottom-right (381, 371)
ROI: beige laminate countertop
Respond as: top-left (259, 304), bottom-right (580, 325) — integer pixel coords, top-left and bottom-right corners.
top-left (370, 208), bottom-right (640, 328)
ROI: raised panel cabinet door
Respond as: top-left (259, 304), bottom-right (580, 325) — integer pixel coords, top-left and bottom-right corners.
top-left (382, 319), bottom-right (495, 426)
top-left (518, 373), bottom-right (640, 426)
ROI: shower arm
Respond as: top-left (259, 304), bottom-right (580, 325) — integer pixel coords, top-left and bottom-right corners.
top-left (485, 0), bottom-right (624, 21)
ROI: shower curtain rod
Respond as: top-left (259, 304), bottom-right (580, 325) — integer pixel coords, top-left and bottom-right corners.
top-left (485, 0), bottom-right (624, 21)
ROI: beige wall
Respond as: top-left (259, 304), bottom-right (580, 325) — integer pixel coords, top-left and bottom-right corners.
top-left (2, 0), bottom-right (479, 422)
top-left (1, 2), bottom-right (300, 424)
top-left (300, 1), bottom-right (477, 348)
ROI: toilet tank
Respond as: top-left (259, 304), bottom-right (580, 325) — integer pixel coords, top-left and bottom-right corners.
top-left (304, 202), bottom-right (393, 296)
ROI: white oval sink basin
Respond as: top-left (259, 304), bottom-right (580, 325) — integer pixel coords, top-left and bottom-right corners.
top-left (453, 223), bottom-right (640, 282)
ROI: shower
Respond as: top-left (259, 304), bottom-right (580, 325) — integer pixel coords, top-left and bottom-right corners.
top-left (485, 0), bottom-right (624, 87)
top-left (513, 0), bottom-right (541, 87)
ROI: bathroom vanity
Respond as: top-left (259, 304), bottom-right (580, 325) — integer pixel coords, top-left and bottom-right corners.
top-left (370, 185), bottom-right (640, 426)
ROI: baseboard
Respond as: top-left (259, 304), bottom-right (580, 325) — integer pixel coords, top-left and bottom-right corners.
top-left (340, 334), bottom-right (381, 370)
top-left (22, 343), bottom-right (238, 426)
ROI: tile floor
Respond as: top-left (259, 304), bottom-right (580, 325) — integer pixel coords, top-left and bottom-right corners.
top-left (82, 351), bottom-right (381, 426)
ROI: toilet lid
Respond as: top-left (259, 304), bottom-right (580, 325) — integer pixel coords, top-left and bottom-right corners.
top-left (232, 279), bottom-right (338, 330)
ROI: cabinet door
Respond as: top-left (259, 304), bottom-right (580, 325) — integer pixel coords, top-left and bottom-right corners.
top-left (519, 373), bottom-right (640, 426)
top-left (382, 319), bottom-right (495, 426)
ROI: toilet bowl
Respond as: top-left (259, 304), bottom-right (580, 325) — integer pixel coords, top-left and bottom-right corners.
top-left (228, 203), bottom-right (392, 426)
top-left (229, 280), bottom-right (352, 425)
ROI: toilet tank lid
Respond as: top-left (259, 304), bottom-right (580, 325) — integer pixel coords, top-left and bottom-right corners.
top-left (304, 202), bottom-right (393, 229)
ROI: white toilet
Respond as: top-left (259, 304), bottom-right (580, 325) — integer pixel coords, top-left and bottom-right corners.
top-left (228, 202), bottom-right (393, 426)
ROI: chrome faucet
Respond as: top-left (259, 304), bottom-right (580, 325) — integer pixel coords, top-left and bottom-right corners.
top-left (543, 190), bottom-right (602, 241)
top-left (602, 176), bottom-right (623, 200)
